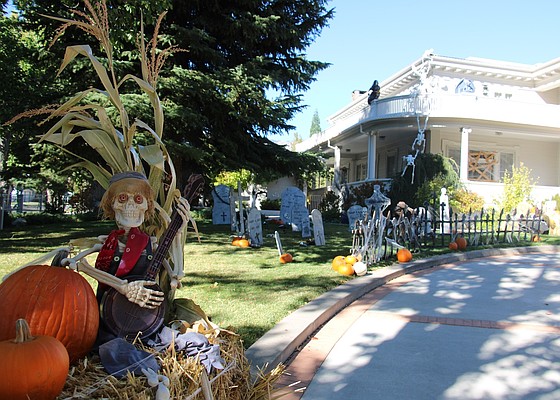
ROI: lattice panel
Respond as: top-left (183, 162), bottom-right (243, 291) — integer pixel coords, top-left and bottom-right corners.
top-left (468, 151), bottom-right (497, 181)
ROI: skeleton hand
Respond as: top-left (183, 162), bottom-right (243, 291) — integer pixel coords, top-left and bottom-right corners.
top-left (124, 280), bottom-right (164, 309)
top-left (175, 197), bottom-right (191, 231)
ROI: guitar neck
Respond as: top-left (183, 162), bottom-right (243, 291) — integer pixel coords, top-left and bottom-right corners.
top-left (144, 174), bottom-right (204, 281)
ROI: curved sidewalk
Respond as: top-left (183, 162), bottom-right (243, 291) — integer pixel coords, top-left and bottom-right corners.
top-left (245, 245), bottom-right (560, 399)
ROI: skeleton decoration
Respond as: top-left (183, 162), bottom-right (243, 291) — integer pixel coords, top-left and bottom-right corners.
top-left (61, 171), bottom-right (191, 311)
top-left (401, 49), bottom-right (434, 183)
top-left (351, 185), bottom-right (391, 265)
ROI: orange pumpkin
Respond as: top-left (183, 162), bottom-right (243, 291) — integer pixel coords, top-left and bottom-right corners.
top-left (231, 237), bottom-right (242, 246)
top-left (448, 241), bottom-right (458, 251)
top-left (0, 319), bottom-right (69, 400)
top-left (397, 248), bottom-right (413, 263)
top-left (332, 256), bottom-right (346, 271)
top-left (455, 237), bottom-right (468, 251)
top-left (0, 265), bottom-right (99, 363)
top-left (237, 239), bottom-right (250, 248)
top-left (279, 253), bottom-right (293, 263)
top-left (344, 255), bottom-right (358, 265)
top-left (337, 263), bottom-right (355, 276)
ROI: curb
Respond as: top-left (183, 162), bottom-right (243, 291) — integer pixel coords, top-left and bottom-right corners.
top-left (245, 245), bottom-right (559, 377)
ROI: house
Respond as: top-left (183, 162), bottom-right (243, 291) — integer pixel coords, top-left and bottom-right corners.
top-left (295, 50), bottom-right (560, 211)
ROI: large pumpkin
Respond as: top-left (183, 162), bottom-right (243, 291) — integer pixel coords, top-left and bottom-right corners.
top-left (0, 265), bottom-right (99, 363)
top-left (0, 319), bottom-right (69, 400)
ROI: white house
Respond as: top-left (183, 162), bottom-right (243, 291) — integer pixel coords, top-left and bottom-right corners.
top-left (295, 50), bottom-right (560, 210)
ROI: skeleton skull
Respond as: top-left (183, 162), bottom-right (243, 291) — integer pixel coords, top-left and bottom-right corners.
top-left (113, 192), bottom-right (148, 228)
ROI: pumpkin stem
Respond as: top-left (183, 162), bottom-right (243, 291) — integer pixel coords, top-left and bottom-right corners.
top-left (14, 319), bottom-right (34, 343)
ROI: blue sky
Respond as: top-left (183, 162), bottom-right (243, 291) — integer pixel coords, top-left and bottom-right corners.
top-left (279, 0), bottom-right (560, 142)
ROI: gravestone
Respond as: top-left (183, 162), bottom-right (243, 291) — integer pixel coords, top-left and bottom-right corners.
top-left (212, 184), bottom-right (232, 225)
top-left (311, 209), bottom-right (325, 246)
top-left (292, 204), bottom-right (311, 237)
top-left (247, 207), bottom-right (263, 247)
top-left (280, 186), bottom-right (307, 226)
top-left (347, 205), bottom-right (367, 231)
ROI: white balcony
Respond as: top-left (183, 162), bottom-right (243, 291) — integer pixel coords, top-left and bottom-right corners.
top-left (296, 93), bottom-right (560, 152)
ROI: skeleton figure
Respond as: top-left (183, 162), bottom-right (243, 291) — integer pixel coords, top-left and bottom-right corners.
top-left (61, 172), bottom-right (190, 310)
top-left (401, 154), bottom-right (417, 184)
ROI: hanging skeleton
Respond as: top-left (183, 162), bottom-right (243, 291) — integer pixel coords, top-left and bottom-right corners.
top-left (401, 50), bottom-right (434, 183)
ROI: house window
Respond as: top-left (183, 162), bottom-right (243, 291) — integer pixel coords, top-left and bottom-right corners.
top-left (446, 146), bottom-right (514, 183)
top-left (356, 161), bottom-right (367, 181)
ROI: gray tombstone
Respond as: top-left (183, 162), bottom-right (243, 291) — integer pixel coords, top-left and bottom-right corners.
top-left (280, 186), bottom-right (307, 226)
top-left (212, 184), bottom-right (232, 225)
top-left (247, 207), bottom-right (263, 246)
top-left (347, 205), bottom-right (367, 231)
top-left (292, 204), bottom-right (311, 237)
top-left (311, 209), bottom-right (325, 246)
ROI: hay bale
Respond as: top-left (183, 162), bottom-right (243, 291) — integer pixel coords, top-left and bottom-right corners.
top-left (58, 330), bottom-right (284, 399)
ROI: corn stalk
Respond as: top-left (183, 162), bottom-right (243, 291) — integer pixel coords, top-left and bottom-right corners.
top-left (37, 0), bottom-right (184, 240)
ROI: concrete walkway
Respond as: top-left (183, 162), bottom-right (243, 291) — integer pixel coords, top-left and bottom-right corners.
top-left (246, 246), bottom-right (560, 400)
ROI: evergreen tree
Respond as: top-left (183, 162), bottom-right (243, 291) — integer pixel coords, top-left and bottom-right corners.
top-left (309, 109), bottom-right (322, 136)
top-left (6, 0), bottom-right (333, 188)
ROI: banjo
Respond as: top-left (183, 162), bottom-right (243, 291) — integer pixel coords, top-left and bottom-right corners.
top-left (100, 174), bottom-right (204, 340)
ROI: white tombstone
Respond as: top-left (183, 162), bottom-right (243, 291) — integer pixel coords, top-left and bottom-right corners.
top-left (247, 207), bottom-right (263, 247)
top-left (212, 184), bottom-right (232, 225)
top-left (280, 186), bottom-right (307, 226)
top-left (347, 204), bottom-right (367, 231)
top-left (311, 209), bottom-right (325, 246)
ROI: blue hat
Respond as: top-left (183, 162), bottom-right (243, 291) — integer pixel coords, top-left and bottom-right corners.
top-left (109, 171), bottom-right (148, 185)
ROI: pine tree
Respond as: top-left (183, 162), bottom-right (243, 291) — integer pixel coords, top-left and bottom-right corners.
top-left (310, 109), bottom-right (322, 136)
top-left (7, 0), bottom-right (334, 186)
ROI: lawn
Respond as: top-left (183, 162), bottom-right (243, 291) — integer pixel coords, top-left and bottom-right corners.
top-left (0, 218), bottom-right (360, 348)
top-left (1, 217), bottom-right (556, 349)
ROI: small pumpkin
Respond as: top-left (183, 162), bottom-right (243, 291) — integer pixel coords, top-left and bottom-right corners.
top-left (344, 255), bottom-right (358, 266)
top-left (0, 265), bottom-right (99, 363)
top-left (332, 256), bottom-right (346, 272)
top-left (448, 241), bottom-right (458, 251)
top-left (455, 237), bottom-right (468, 251)
top-left (237, 239), bottom-right (250, 248)
top-left (0, 319), bottom-right (69, 400)
top-left (279, 253), bottom-right (293, 263)
top-left (231, 237), bottom-right (243, 246)
top-left (397, 248), bottom-right (413, 263)
top-left (337, 263), bottom-right (355, 276)
top-left (353, 261), bottom-right (367, 276)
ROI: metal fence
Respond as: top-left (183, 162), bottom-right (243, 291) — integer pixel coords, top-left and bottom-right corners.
top-left (351, 205), bottom-right (547, 266)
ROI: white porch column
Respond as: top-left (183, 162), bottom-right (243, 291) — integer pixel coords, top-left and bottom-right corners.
top-left (367, 132), bottom-right (377, 180)
top-left (460, 127), bottom-right (471, 182)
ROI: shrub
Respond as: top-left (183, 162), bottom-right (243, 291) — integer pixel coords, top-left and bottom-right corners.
top-left (450, 188), bottom-right (485, 214)
top-left (497, 163), bottom-right (536, 213)
top-left (319, 190), bottom-right (342, 222)
top-left (260, 198), bottom-right (281, 210)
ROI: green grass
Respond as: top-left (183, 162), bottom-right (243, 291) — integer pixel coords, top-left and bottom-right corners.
top-left (0, 219), bottom-right (359, 348)
top-left (1, 218), bottom-right (558, 349)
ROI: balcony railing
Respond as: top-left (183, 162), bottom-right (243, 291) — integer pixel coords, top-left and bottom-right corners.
top-left (296, 92), bottom-right (560, 152)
